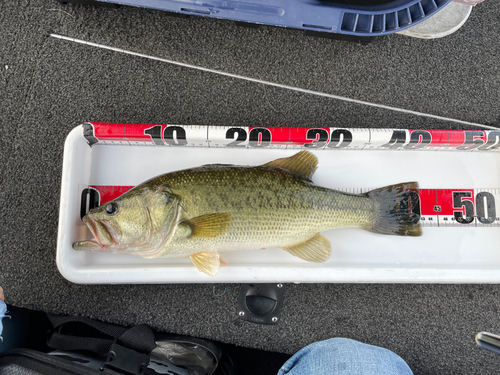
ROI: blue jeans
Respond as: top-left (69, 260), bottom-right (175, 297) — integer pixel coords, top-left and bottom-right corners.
top-left (278, 338), bottom-right (413, 375)
top-left (0, 303), bottom-right (30, 353)
top-left (0, 301), bottom-right (6, 342)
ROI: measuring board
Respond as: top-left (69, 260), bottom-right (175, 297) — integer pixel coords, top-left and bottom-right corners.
top-left (80, 185), bottom-right (500, 229)
top-left (57, 123), bottom-right (500, 284)
top-left (81, 122), bottom-right (500, 227)
top-left (82, 122), bottom-right (500, 151)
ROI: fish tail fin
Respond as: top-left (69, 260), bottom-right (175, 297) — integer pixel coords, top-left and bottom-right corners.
top-left (364, 182), bottom-right (422, 236)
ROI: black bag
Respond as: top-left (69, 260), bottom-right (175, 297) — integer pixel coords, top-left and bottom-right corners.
top-left (0, 348), bottom-right (102, 375)
top-left (0, 314), bottom-right (232, 375)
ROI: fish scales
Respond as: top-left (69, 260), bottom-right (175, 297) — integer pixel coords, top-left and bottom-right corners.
top-left (152, 165), bottom-right (374, 257)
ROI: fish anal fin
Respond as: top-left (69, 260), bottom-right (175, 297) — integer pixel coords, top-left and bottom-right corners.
top-left (190, 252), bottom-right (220, 277)
top-left (282, 233), bottom-right (332, 263)
top-left (264, 151), bottom-right (318, 180)
top-left (220, 255), bottom-right (229, 266)
top-left (183, 213), bottom-right (231, 238)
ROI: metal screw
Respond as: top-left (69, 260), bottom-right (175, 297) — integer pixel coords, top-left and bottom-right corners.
top-left (272, 317), bottom-right (278, 322)
top-left (277, 284), bottom-right (283, 288)
top-left (238, 311), bottom-right (245, 316)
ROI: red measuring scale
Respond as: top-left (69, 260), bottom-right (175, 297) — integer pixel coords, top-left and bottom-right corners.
top-left (79, 123), bottom-right (500, 229)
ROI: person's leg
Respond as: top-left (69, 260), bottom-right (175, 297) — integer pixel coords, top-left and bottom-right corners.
top-left (278, 338), bottom-right (413, 375)
top-left (0, 287), bottom-right (6, 343)
top-left (0, 286), bottom-right (31, 353)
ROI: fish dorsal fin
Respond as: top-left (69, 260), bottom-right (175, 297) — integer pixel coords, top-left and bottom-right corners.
top-left (264, 151), bottom-right (318, 180)
top-left (282, 233), bottom-right (332, 263)
top-left (181, 213), bottom-right (231, 238)
top-left (190, 252), bottom-right (220, 276)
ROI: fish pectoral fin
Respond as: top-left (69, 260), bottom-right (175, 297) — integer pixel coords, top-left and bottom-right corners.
top-left (282, 233), bottom-right (332, 263)
top-left (190, 252), bottom-right (220, 277)
top-left (72, 240), bottom-right (104, 252)
top-left (264, 150), bottom-right (318, 180)
top-left (182, 213), bottom-right (231, 238)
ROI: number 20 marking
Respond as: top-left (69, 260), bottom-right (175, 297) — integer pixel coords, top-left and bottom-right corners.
top-left (224, 128), bottom-right (272, 147)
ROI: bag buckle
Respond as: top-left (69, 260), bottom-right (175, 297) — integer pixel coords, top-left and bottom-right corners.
top-left (100, 342), bottom-right (150, 375)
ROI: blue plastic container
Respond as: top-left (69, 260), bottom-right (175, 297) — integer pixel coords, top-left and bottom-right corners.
top-left (97, 0), bottom-right (452, 36)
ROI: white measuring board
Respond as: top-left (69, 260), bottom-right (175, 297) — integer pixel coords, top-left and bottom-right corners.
top-left (57, 123), bottom-right (500, 284)
top-left (81, 122), bottom-right (500, 151)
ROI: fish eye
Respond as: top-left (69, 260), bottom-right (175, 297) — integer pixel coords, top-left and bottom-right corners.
top-left (105, 202), bottom-right (118, 215)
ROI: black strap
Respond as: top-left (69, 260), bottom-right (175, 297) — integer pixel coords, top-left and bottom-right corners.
top-left (46, 314), bottom-right (156, 357)
top-left (47, 331), bottom-right (114, 356)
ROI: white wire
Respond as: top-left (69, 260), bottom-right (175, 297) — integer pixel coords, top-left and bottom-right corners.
top-left (50, 34), bottom-right (499, 131)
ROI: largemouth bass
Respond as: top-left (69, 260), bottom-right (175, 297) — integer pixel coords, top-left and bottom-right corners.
top-left (73, 151), bottom-right (421, 276)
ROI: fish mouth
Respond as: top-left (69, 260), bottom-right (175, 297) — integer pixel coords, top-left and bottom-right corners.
top-left (73, 215), bottom-right (118, 252)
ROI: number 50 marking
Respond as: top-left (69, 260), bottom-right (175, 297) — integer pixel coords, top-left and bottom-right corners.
top-left (453, 191), bottom-right (496, 224)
